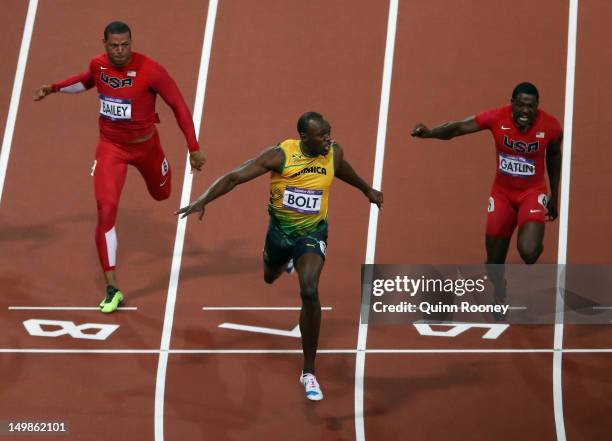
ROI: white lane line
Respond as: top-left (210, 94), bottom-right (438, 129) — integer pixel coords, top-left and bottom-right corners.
top-left (554, 1), bottom-right (579, 441)
top-left (218, 323), bottom-right (301, 338)
top-left (3, 347), bottom-right (612, 354)
top-left (154, 2), bottom-right (219, 441)
top-left (355, 1), bottom-right (398, 440)
top-left (202, 306), bottom-right (333, 311)
top-left (8, 306), bottom-right (137, 311)
top-left (0, 0), bottom-right (38, 205)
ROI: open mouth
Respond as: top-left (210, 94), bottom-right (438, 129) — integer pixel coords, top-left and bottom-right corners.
top-left (518, 115), bottom-right (530, 124)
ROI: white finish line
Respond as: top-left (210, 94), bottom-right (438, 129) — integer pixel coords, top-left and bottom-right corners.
top-left (203, 306), bottom-right (332, 311)
top-left (9, 306), bottom-right (137, 311)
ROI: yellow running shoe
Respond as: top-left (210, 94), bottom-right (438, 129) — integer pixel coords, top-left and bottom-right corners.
top-left (100, 285), bottom-right (124, 313)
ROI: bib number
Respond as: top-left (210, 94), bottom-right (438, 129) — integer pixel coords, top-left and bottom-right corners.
top-left (283, 187), bottom-right (322, 214)
top-left (99, 94), bottom-right (132, 121)
top-left (498, 153), bottom-right (535, 177)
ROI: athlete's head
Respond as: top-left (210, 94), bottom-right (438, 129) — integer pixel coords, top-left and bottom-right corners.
top-left (103, 21), bottom-right (132, 68)
top-left (511, 82), bottom-right (539, 130)
top-left (297, 112), bottom-right (332, 155)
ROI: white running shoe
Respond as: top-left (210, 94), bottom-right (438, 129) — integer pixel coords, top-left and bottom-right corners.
top-left (286, 259), bottom-right (295, 274)
top-left (300, 372), bottom-right (324, 401)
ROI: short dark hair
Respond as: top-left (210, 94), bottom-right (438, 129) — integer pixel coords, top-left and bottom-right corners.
top-left (104, 21), bottom-right (131, 40)
top-left (297, 112), bottom-right (324, 134)
top-left (512, 82), bottom-right (539, 101)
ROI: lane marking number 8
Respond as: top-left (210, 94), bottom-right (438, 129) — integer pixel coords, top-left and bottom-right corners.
top-left (23, 319), bottom-right (119, 341)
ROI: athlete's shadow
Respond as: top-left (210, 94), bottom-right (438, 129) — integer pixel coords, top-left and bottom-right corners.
top-left (0, 213), bottom-right (91, 249)
top-left (112, 207), bottom-right (261, 300)
top-left (124, 239), bottom-right (261, 301)
top-left (348, 360), bottom-right (482, 420)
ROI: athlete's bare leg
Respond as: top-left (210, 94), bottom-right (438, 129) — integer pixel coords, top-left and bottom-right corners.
top-left (104, 270), bottom-right (118, 288)
top-left (263, 262), bottom-right (287, 284)
top-left (486, 235), bottom-right (511, 318)
top-left (295, 253), bottom-right (324, 375)
top-left (517, 221), bottom-right (545, 264)
top-left (485, 235), bottom-right (511, 264)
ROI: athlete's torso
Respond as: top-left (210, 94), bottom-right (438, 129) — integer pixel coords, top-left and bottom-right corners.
top-left (269, 139), bottom-right (335, 236)
top-left (90, 52), bottom-right (161, 143)
top-left (476, 105), bottom-right (561, 191)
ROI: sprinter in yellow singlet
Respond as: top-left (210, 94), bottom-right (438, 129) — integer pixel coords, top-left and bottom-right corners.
top-left (176, 112), bottom-right (383, 401)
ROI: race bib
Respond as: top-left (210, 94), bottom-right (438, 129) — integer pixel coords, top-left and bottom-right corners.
top-left (498, 153), bottom-right (535, 177)
top-left (99, 94), bottom-right (132, 121)
top-left (282, 187), bottom-right (323, 214)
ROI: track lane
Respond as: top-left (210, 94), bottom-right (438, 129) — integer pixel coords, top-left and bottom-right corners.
top-left (167, 1), bottom-right (389, 439)
top-left (171, 0), bottom-right (388, 351)
top-left (0, 1), bottom-right (28, 151)
top-left (0, 354), bottom-right (158, 441)
top-left (561, 1), bottom-right (612, 439)
top-left (364, 1), bottom-right (569, 440)
top-left (0, 0), bottom-right (206, 350)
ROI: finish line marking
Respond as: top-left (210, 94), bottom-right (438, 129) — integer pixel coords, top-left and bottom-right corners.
top-left (2, 348), bottom-right (612, 354)
top-left (8, 306), bottom-right (138, 311)
top-left (203, 306), bottom-right (332, 311)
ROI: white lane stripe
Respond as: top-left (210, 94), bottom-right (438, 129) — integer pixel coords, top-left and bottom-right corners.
top-left (554, 1), bottom-right (579, 440)
top-left (0, 0), bottom-right (38, 205)
top-left (8, 306), bottom-right (137, 310)
top-left (2, 347), bottom-right (612, 354)
top-left (355, 1), bottom-right (398, 440)
top-left (202, 306), bottom-right (333, 311)
top-left (154, 2), bottom-right (219, 441)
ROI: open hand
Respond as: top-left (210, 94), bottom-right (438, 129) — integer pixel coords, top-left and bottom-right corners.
top-left (174, 200), bottom-right (206, 220)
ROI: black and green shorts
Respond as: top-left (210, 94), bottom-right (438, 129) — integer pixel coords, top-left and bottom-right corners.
top-left (263, 218), bottom-right (328, 267)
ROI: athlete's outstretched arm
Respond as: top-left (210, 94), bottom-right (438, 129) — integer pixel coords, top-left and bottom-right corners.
top-left (545, 132), bottom-right (563, 221)
top-left (34, 71), bottom-right (95, 101)
top-left (151, 64), bottom-right (205, 171)
top-left (411, 116), bottom-right (483, 140)
top-left (333, 143), bottom-right (383, 209)
top-left (175, 146), bottom-right (284, 220)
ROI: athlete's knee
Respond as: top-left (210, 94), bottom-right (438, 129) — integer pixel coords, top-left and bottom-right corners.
top-left (151, 185), bottom-right (171, 201)
top-left (264, 272), bottom-right (276, 284)
top-left (263, 263), bottom-right (282, 284)
top-left (517, 239), bottom-right (543, 265)
top-left (300, 285), bottom-right (319, 306)
top-left (152, 192), bottom-right (170, 202)
top-left (96, 199), bottom-right (118, 228)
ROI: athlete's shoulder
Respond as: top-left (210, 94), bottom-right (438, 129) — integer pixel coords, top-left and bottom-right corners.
top-left (126, 52), bottom-right (151, 69)
top-left (475, 104), bottom-right (508, 129)
top-left (135, 54), bottom-right (172, 82)
top-left (89, 53), bottom-right (108, 69)
top-left (537, 108), bottom-right (562, 138)
top-left (538, 108), bottom-right (562, 126)
top-left (278, 139), bottom-right (300, 150)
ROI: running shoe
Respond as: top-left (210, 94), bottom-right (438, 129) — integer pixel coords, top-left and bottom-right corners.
top-left (300, 372), bottom-right (324, 401)
top-left (100, 285), bottom-right (124, 313)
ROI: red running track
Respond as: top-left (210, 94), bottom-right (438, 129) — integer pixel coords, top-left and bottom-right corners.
top-left (0, 1), bottom-right (611, 440)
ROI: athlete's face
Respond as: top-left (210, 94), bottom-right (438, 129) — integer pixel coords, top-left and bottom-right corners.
top-left (511, 93), bottom-right (539, 130)
top-left (300, 119), bottom-right (332, 155)
top-left (104, 32), bottom-right (132, 68)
